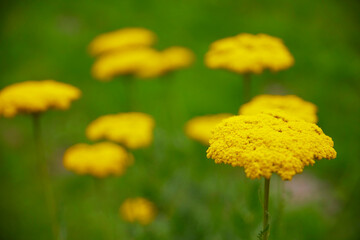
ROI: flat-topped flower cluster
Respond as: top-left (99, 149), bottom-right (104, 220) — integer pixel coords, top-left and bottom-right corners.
top-left (206, 110), bottom-right (336, 180)
top-left (205, 33), bottom-right (294, 74)
top-left (90, 28), bottom-right (194, 81)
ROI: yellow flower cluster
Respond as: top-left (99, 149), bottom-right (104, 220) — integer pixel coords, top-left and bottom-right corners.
top-left (92, 46), bottom-right (194, 81)
top-left (88, 28), bottom-right (157, 56)
top-left (239, 95), bottom-right (318, 123)
top-left (120, 197), bottom-right (157, 225)
top-left (63, 142), bottom-right (133, 178)
top-left (86, 112), bottom-right (155, 149)
top-left (0, 80), bottom-right (81, 118)
top-left (205, 33), bottom-right (294, 74)
top-left (185, 114), bottom-right (233, 145)
top-left (207, 110), bottom-right (336, 180)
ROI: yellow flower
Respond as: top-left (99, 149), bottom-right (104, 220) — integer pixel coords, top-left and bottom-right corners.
top-left (86, 112), bottom-right (155, 149)
top-left (120, 197), bottom-right (157, 225)
top-left (63, 142), bottom-right (133, 178)
top-left (205, 33), bottom-right (294, 74)
top-left (88, 28), bottom-right (157, 56)
top-left (162, 46), bottom-right (195, 71)
top-left (185, 114), bottom-right (233, 145)
top-left (92, 46), bottom-right (194, 81)
top-left (207, 110), bottom-right (336, 180)
top-left (239, 95), bottom-right (318, 123)
top-left (0, 80), bottom-right (81, 118)
top-left (91, 48), bottom-right (160, 81)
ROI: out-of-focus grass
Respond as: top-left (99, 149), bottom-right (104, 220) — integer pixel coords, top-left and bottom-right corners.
top-left (0, 0), bottom-right (360, 239)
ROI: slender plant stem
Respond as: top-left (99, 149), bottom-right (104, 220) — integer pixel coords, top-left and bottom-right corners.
top-left (93, 178), bottom-right (116, 240)
top-left (33, 113), bottom-right (59, 240)
top-left (242, 74), bottom-right (251, 103)
top-left (123, 77), bottom-right (136, 111)
top-left (263, 178), bottom-right (271, 240)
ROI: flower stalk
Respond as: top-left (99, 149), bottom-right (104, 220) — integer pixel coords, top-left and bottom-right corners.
top-left (123, 77), bottom-right (136, 111)
top-left (262, 178), bottom-right (270, 240)
top-left (243, 74), bottom-right (251, 103)
top-left (33, 113), bottom-right (59, 240)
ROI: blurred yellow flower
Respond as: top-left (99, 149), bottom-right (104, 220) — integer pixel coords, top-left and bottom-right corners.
top-left (185, 114), bottom-right (233, 145)
top-left (92, 46), bottom-right (194, 81)
top-left (205, 33), bottom-right (294, 74)
top-left (120, 197), bottom-right (156, 225)
top-left (0, 80), bottom-right (81, 118)
top-left (91, 48), bottom-right (159, 81)
top-left (239, 95), bottom-right (318, 123)
top-left (86, 112), bottom-right (155, 149)
top-left (207, 110), bottom-right (336, 180)
top-left (88, 28), bottom-right (157, 56)
top-left (63, 142), bottom-right (133, 178)
top-left (136, 46), bottom-right (194, 78)
top-left (162, 46), bottom-right (195, 71)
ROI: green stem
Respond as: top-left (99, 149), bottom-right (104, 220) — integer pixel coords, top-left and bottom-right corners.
top-left (164, 75), bottom-right (175, 132)
top-left (123, 77), bottom-right (136, 111)
top-left (242, 74), bottom-right (251, 103)
top-left (93, 178), bottom-right (115, 240)
top-left (263, 178), bottom-right (271, 240)
top-left (33, 114), bottom-right (59, 240)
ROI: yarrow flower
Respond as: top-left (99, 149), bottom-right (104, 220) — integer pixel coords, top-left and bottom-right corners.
top-left (88, 28), bottom-right (157, 56)
top-left (207, 110), bottom-right (336, 180)
top-left (239, 95), bottom-right (318, 123)
top-left (92, 46), bottom-right (194, 81)
top-left (120, 197), bottom-right (157, 225)
top-left (185, 114), bottom-right (233, 145)
top-left (0, 80), bottom-right (81, 117)
top-left (63, 142), bottom-right (133, 178)
top-left (86, 112), bottom-right (155, 149)
top-left (205, 33), bottom-right (294, 74)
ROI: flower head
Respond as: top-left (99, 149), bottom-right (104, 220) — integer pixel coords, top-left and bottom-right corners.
top-left (207, 110), bottom-right (336, 180)
top-left (88, 28), bottom-right (157, 56)
top-left (205, 33), bottom-right (294, 74)
top-left (92, 46), bottom-right (194, 81)
top-left (0, 80), bottom-right (81, 118)
top-left (239, 95), bottom-right (318, 123)
top-left (63, 142), bottom-right (133, 178)
top-left (161, 46), bottom-right (195, 71)
top-left (86, 112), bottom-right (155, 149)
top-left (120, 197), bottom-right (157, 225)
top-left (185, 114), bottom-right (233, 145)
top-left (91, 48), bottom-right (160, 81)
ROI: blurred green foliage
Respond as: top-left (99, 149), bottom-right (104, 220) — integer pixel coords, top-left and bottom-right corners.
top-left (0, 0), bottom-right (360, 239)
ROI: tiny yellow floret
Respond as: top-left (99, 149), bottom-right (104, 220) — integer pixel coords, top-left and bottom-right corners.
top-left (120, 197), bottom-right (157, 225)
top-left (63, 142), bottom-right (133, 178)
top-left (0, 80), bottom-right (81, 118)
top-left (207, 111), bottom-right (336, 180)
top-left (239, 95), bottom-right (318, 123)
top-left (86, 112), bottom-right (155, 149)
top-left (88, 28), bottom-right (157, 56)
top-left (185, 114), bottom-right (233, 145)
top-left (205, 33), bottom-right (294, 74)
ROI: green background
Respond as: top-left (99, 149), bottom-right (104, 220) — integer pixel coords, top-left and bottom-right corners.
top-left (1, 0), bottom-right (359, 239)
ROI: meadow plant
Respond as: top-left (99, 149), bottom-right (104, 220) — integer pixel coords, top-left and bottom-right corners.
top-left (207, 110), bottom-right (336, 239)
top-left (205, 33), bottom-right (294, 102)
top-left (90, 28), bottom-right (194, 113)
top-left (0, 80), bottom-right (81, 239)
